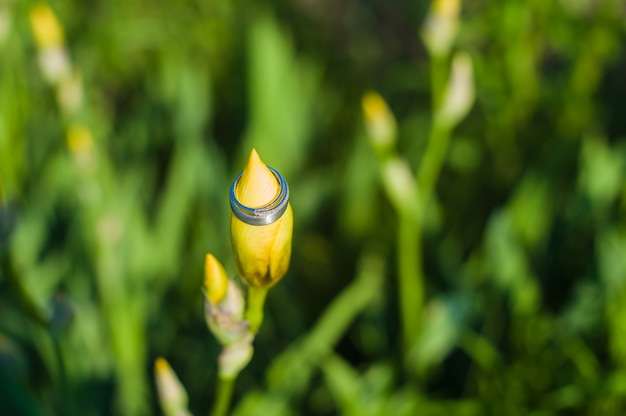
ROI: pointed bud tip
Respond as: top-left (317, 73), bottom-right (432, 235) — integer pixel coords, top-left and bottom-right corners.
top-left (361, 91), bottom-right (396, 151)
top-left (154, 357), bottom-right (170, 374)
top-left (204, 254), bottom-right (228, 304)
top-left (248, 148), bottom-right (261, 163)
top-left (430, 0), bottom-right (460, 18)
top-left (29, 3), bottom-right (64, 48)
top-left (243, 148), bottom-right (266, 181)
top-left (237, 149), bottom-right (279, 208)
top-left (362, 91), bottom-right (387, 121)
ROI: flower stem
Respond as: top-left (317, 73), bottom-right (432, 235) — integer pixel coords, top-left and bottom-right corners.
top-left (430, 54), bottom-right (448, 111)
top-left (398, 212), bottom-right (423, 352)
top-left (246, 286), bottom-right (268, 334)
top-left (210, 375), bottom-right (235, 416)
top-left (417, 122), bottom-right (451, 210)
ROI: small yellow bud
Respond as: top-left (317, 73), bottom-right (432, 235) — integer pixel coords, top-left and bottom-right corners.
top-left (422, 0), bottom-right (461, 57)
top-left (230, 149), bottom-right (293, 288)
top-left (66, 123), bottom-right (94, 166)
top-left (362, 91), bottom-right (397, 153)
top-left (204, 254), bottom-right (229, 304)
top-left (154, 356), bottom-right (169, 375)
top-left (204, 279), bottom-right (248, 345)
top-left (29, 3), bottom-right (64, 49)
top-left (431, 0), bottom-right (460, 18)
top-left (154, 357), bottom-right (191, 416)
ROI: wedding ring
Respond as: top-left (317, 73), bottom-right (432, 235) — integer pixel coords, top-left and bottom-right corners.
top-left (229, 166), bottom-right (289, 226)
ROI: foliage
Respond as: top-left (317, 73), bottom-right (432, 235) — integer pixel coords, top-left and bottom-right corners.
top-left (1, 0), bottom-right (626, 415)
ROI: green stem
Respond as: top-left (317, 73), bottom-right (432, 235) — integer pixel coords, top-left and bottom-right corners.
top-left (394, 51), bottom-right (450, 366)
top-left (417, 123), bottom-right (451, 210)
top-left (265, 251), bottom-right (385, 395)
top-left (246, 286), bottom-right (268, 334)
top-left (397, 212), bottom-right (424, 353)
top-left (420, 52), bottom-right (453, 210)
top-left (430, 54), bottom-right (448, 112)
top-left (210, 376), bottom-right (235, 416)
top-left (304, 253), bottom-right (384, 355)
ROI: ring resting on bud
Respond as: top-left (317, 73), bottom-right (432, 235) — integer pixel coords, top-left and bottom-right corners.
top-left (229, 166), bottom-right (289, 226)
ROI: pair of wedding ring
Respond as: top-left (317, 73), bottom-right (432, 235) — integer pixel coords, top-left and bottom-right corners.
top-left (229, 167), bottom-right (289, 226)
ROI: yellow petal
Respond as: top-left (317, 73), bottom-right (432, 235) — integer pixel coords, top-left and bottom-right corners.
top-left (268, 204), bottom-right (293, 282)
top-left (204, 254), bottom-right (228, 304)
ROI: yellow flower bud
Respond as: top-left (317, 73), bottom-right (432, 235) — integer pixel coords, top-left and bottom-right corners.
top-left (362, 91), bottom-right (397, 154)
top-left (422, 0), bottom-right (461, 57)
top-left (66, 123), bottom-right (95, 168)
top-left (204, 254), bottom-right (229, 304)
top-left (230, 149), bottom-right (293, 288)
top-left (29, 3), bottom-right (64, 49)
top-left (431, 0), bottom-right (460, 18)
top-left (154, 357), bottom-right (191, 416)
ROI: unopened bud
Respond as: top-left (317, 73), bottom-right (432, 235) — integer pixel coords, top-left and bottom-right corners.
top-left (205, 280), bottom-right (248, 346)
top-left (66, 124), bottom-right (95, 169)
top-left (29, 3), bottom-right (64, 49)
top-left (204, 254), bottom-right (229, 305)
top-left (230, 149), bottom-right (293, 289)
top-left (154, 357), bottom-right (191, 416)
top-left (421, 0), bottom-right (461, 57)
top-left (361, 91), bottom-right (397, 154)
top-left (437, 52), bottom-right (475, 129)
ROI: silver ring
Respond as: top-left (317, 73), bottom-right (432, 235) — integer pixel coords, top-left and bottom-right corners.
top-left (229, 166), bottom-right (289, 226)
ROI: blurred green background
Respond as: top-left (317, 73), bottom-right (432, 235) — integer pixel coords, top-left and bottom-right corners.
top-left (2, 0), bottom-right (626, 414)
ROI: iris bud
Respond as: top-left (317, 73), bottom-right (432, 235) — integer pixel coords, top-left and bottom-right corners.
top-left (203, 254), bottom-right (248, 345)
top-left (421, 0), bottom-right (461, 58)
top-left (204, 253), bottom-right (229, 305)
top-left (362, 91), bottom-right (397, 154)
top-left (230, 149), bottom-right (293, 289)
top-left (29, 3), bottom-right (64, 49)
top-left (154, 357), bottom-right (191, 416)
